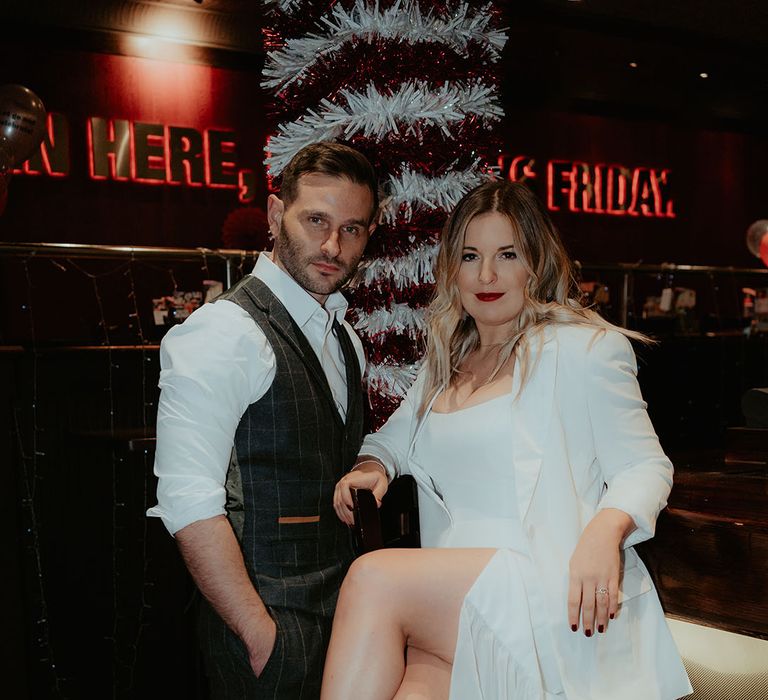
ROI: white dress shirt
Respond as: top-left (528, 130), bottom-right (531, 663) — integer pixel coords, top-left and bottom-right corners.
top-left (147, 253), bottom-right (366, 535)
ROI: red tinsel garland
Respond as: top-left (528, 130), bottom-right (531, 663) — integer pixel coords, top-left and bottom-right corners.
top-left (271, 41), bottom-right (500, 125)
top-left (359, 331), bottom-right (427, 367)
top-left (347, 282), bottom-right (435, 314)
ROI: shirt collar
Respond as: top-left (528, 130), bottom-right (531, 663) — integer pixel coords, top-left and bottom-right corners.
top-left (250, 252), bottom-right (349, 329)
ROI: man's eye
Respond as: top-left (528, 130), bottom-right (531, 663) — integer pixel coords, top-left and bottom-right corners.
top-left (343, 226), bottom-right (361, 235)
top-left (309, 216), bottom-right (324, 225)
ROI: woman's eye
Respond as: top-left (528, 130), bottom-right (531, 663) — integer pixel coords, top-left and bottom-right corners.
top-left (461, 253), bottom-right (477, 262)
top-left (501, 251), bottom-right (518, 260)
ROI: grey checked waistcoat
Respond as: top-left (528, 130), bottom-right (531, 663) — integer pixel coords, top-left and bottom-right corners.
top-left (217, 275), bottom-right (363, 618)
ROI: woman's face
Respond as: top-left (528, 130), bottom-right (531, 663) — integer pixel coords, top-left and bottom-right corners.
top-left (457, 212), bottom-right (530, 332)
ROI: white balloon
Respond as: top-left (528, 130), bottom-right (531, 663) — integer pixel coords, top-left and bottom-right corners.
top-left (746, 220), bottom-right (768, 258)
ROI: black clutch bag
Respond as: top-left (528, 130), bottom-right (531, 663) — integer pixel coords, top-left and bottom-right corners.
top-left (351, 475), bottom-right (420, 554)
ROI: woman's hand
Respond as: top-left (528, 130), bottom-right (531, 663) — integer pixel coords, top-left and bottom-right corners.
top-left (567, 508), bottom-right (635, 637)
top-left (333, 460), bottom-right (389, 526)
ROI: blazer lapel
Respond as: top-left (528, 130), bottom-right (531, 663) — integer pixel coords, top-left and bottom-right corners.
top-left (509, 327), bottom-right (558, 522)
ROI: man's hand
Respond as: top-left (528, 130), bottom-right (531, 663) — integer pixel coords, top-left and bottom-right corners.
top-left (333, 460), bottom-right (389, 526)
top-left (246, 616), bottom-right (277, 677)
top-left (175, 516), bottom-right (278, 675)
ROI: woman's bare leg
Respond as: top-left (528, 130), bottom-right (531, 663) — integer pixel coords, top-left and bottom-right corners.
top-left (392, 647), bottom-right (451, 700)
top-left (320, 548), bottom-right (497, 700)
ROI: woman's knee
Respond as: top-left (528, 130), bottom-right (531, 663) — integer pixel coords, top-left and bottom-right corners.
top-left (340, 550), bottom-right (400, 603)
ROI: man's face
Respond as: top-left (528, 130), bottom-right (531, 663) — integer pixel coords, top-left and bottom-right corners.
top-left (268, 173), bottom-right (376, 303)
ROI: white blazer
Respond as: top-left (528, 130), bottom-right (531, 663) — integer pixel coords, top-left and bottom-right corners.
top-left (361, 324), bottom-right (692, 700)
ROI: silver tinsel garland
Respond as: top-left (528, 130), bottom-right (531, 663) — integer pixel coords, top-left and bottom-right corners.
top-left (263, 0), bottom-right (505, 90)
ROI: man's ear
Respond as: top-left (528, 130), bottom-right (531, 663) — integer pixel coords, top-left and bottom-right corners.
top-left (267, 194), bottom-right (284, 236)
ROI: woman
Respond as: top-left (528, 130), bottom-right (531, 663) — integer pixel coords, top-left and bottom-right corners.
top-left (321, 181), bottom-right (692, 700)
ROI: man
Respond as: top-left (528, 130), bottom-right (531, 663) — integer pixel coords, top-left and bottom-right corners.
top-left (148, 142), bottom-right (378, 698)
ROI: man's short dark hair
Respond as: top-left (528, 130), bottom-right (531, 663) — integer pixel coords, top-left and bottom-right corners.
top-left (279, 142), bottom-right (379, 222)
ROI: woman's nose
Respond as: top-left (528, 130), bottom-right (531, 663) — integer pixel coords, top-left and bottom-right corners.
top-left (478, 260), bottom-right (497, 284)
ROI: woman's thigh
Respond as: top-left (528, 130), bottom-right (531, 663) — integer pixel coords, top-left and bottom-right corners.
top-left (346, 547), bottom-right (497, 665)
top-left (393, 647), bottom-right (451, 700)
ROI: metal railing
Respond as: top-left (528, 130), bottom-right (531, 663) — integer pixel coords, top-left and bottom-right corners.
top-left (0, 241), bottom-right (260, 288)
top-left (2, 241), bottom-right (767, 336)
top-left (573, 260), bottom-right (768, 327)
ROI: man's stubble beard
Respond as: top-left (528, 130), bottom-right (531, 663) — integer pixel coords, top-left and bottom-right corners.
top-left (274, 221), bottom-right (361, 296)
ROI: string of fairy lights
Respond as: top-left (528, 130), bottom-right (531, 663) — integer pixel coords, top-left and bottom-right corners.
top-left (122, 257), bottom-right (151, 692)
top-left (17, 257), bottom-right (62, 694)
top-left (8, 248), bottom-right (246, 697)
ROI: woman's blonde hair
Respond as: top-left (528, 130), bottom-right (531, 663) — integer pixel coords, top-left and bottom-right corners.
top-left (419, 179), bottom-right (648, 416)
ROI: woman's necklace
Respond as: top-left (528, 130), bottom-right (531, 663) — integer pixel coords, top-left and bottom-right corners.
top-left (467, 344), bottom-right (513, 387)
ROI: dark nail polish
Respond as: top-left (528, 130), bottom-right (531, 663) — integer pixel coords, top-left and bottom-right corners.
top-left (610, 613), bottom-right (615, 620)
top-left (585, 629), bottom-right (592, 637)
top-left (598, 625), bottom-right (604, 633)
top-left (571, 624), bottom-right (577, 632)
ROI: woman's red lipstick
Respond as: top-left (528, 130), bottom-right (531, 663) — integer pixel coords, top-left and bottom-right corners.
top-left (475, 293), bottom-right (504, 302)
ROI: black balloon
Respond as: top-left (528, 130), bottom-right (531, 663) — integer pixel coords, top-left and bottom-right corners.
top-left (0, 84), bottom-right (47, 167)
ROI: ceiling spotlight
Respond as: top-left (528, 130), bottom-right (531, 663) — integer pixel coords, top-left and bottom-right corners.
top-left (629, 61), bottom-right (638, 69)
top-left (699, 72), bottom-right (709, 79)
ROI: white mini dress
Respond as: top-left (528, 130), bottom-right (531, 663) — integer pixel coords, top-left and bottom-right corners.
top-left (412, 393), bottom-right (565, 699)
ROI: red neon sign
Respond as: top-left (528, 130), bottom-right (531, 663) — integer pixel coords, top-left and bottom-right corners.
top-left (87, 117), bottom-right (244, 190)
top-left (501, 154), bottom-right (675, 219)
top-left (14, 113), bottom-right (256, 203)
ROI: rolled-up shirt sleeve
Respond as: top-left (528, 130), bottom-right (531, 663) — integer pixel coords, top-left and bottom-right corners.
top-left (147, 300), bottom-right (275, 535)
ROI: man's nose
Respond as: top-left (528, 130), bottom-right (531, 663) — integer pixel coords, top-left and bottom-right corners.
top-left (320, 230), bottom-right (341, 259)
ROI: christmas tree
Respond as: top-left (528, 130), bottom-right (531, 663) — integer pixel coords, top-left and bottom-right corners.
top-left (263, 0), bottom-right (507, 426)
